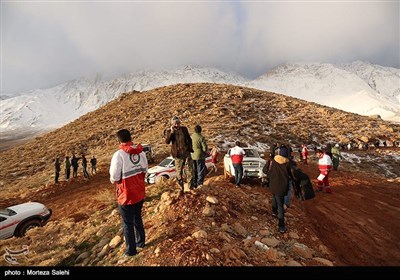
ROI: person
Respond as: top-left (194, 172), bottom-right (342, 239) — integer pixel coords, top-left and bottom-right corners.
top-left (191, 125), bottom-right (208, 188)
top-left (90, 155), bottom-right (97, 175)
top-left (55, 158), bottom-right (61, 183)
top-left (82, 155), bottom-right (89, 179)
top-left (65, 156), bottom-right (71, 181)
top-left (109, 129), bottom-right (148, 257)
top-left (331, 144), bottom-right (343, 171)
top-left (325, 143), bottom-right (333, 160)
top-left (210, 145), bottom-right (219, 173)
top-left (269, 147), bottom-right (296, 233)
top-left (301, 144), bottom-right (308, 165)
top-left (316, 149), bottom-right (333, 193)
top-left (71, 155), bottom-right (80, 178)
top-left (228, 141), bottom-right (246, 188)
top-left (165, 116), bottom-right (194, 192)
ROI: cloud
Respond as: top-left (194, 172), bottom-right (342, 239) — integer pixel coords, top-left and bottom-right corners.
top-left (1, 1), bottom-right (398, 94)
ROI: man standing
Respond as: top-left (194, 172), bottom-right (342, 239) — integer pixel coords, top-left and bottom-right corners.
top-left (301, 144), bottom-right (308, 164)
top-left (165, 116), bottom-right (194, 192)
top-left (316, 149), bottom-right (333, 193)
top-left (229, 141), bottom-right (246, 188)
top-left (331, 144), bottom-right (343, 171)
top-left (90, 155), bottom-right (97, 175)
top-left (191, 125), bottom-right (208, 188)
top-left (65, 156), bottom-right (71, 181)
top-left (110, 129), bottom-right (148, 257)
top-left (55, 158), bottom-right (61, 184)
top-left (269, 148), bottom-right (295, 233)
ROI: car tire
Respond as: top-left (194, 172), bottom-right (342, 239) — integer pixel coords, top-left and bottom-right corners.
top-left (16, 219), bottom-right (41, 237)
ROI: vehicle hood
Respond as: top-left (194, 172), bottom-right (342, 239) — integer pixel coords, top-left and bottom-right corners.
top-left (147, 166), bottom-right (168, 174)
top-left (243, 157), bottom-right (266, 163)
top-left (8, 202), bottom-right (45, 214)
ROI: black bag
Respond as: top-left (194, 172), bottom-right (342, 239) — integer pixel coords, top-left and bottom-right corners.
top-left (293, 168), bottom-right (315, 200)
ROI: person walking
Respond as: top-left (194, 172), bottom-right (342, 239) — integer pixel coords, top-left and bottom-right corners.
top-left (90, 155), bottom-right (97, 175)
top-left (269, 148), bottom-right (296, 233)
top-left (82, 155), bottom-right (89, 179)
top-left (109, 129), bottom-right (148, 257)
top-left (210, 145), bottom-right (219, 173)
top-left (191, 125), bottom-right (208, 188)
top-left (301, 144), bottom-right (308, 165)
top-left (65, 156), bottom-right (71, 181)
top-left (331, 144), bottom-right (343, 171)
top-left (228, 141), bottom-right (246, 188)
top-left (55, 158), bottom-right (61, 184)
top-left (316, 149), bottom-right (333, 193)
top-left (164, 116), bottom-right (194, 192)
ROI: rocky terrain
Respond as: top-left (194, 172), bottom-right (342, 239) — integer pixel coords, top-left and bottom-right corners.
top-left (0, 83), bottom-right (399, 267)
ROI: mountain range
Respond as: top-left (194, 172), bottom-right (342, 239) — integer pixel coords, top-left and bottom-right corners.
top-left (1, 61), bottom-right (399, 134)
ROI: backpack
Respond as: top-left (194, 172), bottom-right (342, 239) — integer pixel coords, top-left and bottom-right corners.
top-left (293, 168), bottom-right (315, 200)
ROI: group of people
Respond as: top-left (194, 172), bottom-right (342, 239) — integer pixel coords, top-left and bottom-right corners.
top-left (107, 117), bottom-right (348, 257)
top-left (164, 116), bottom-right (218, 192)
top-left (108, 117), bottom-right (220, 258)
top-left (54, 154), bottom-right (97, 183)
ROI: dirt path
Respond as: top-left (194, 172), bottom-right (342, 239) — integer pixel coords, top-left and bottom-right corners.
top-left (296, 164), bottom-right (400, 266)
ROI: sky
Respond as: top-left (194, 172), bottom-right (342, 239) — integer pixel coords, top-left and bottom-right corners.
top-left (1, 1), bottom-right (399, 94)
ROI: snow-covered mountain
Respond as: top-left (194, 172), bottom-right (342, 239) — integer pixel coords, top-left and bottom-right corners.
top-left (248, 61), bottom-right (400, 122)
top-left (1, 62), bottom-right (399, 133)
top-left (0, 66), bottom-right (247, 131)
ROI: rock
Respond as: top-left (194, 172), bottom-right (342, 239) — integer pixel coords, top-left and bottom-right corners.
top-left (285, 260), bottom-right (302, 266)
top-left (109, 236), bottom-right (122, 249)
top-left (82, 259), bottom-right (90, 266)
top-left (261, 237), bottom-right (280, 248)
top-left (292, 243), bottom-right (313, 259)
top-left (250, 216), bottom-right (258, 220)
top-left (96, 227), bottom-right (108, 238)
top-left (318, 244), bottom-right (330, 255)
top-left (75, 251), bottom-right (90, 262)
top-left (266, 248), bottom-right (279, 262)
top-left (98, 244), bottom-right (110, 258)
top-left (218, 231), bottom-right (232, 242)
top-left (221, 223), bottom-right (233, 233)
top-left (233, 222), bottom-right (247, 237)
top-left (222, 206), bottom-right (228, 212)
top-left (98, 237), bottom-right (111, 249)
top-left (259, 229), bottom-right (270, 236)
top-left (206, 196), bottom-right (218, 204)
top-left (154, 247), bottom-right (161, 256)
top-left (202, 205), bottom-right (215, 217)
top-left (192, 230), bottom-right (208, 239)
top-left (289, 232), bottom-right (300, 239)
top-left (205, 253), bottom-right (213, 261)
top-left (210, 248), bottom-right (220, 254)
top-left (360, 136), bottom-right (369, 143)
top-left (313, 257), bottom-right (334, 266)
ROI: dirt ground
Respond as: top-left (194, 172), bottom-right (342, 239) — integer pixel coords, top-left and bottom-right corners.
top-left (1, 157), bottom-right (399, 266)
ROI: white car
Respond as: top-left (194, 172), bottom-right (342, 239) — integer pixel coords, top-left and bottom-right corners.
top-left (145, 156), bottom-right (213, 184)
top-left (0, 202), bottom-right (52, 239)
top-left (224, 148), bottom-right (266, 179)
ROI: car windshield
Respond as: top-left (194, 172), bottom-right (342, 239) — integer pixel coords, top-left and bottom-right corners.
top-left (244, 149), bottom-right (259, 158)
top-left (158, 158), bottom-right (173, 167)
top-left (0, 208), bottom-right (17, 216)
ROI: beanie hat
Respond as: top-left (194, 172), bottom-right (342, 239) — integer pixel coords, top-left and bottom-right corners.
top-left (279, 146), bottom-right (289, 158)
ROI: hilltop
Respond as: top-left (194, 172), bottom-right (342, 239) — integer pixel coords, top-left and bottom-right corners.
top-left (0, 83), bottom-right (399, 267)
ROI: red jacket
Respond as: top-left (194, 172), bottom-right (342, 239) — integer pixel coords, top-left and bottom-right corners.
top-left (318, 153), bottom-right (332, 175)
top-left (109, 143), bottom-right (148, 205)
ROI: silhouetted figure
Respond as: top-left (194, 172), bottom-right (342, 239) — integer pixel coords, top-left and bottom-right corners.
top-left (90, 155), bottom-right (97, 175)
top-left (71, 155), bottom-right (80, 178)
top-left (55, 158), bottom-right (61, 183)
top-left (65, 156), bottom-right (71, 180)
top-left (82, 155), bottom-right (89, 178)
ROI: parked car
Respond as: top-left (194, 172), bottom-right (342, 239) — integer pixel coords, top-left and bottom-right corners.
top-left (0, 202), bottom-right (52, 239)
top-left (223, 148), bottom-right (266, 180)
top-left (145, 155), bottom-right (213, 184)
top-left (142, 144), bottom-right (155, 164)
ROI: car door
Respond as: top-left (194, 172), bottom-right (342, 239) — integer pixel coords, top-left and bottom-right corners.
top-left (0, 215), bottom-right (17, 239)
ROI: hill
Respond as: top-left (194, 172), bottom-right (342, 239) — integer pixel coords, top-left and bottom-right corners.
top-left (0, 83), bottom-right (399, 267)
